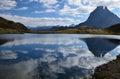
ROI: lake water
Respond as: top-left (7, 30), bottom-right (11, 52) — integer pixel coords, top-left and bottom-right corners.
top-left (0, 34), bottom-right (120, 79)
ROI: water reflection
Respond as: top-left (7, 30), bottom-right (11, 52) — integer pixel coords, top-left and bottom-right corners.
top-left (0, 59), bottom-right (38, 79)
top-left (83, 38), bottom-right (120, 57)
top-left (0, 34), bottom-right (120, 79)
top-left (0, 39), bottom-right (12, 45)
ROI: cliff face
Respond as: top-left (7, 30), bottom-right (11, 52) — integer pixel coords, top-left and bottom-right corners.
top-left (0, 17), bottom-right (30, 33)
top-left (76, 6), bottom-right (120, 29)
top-left (92, 54), bottom-right (120, 79)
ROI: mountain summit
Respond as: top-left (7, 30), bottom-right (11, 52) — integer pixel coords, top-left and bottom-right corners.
top-left (76, 6), bottom-right (120, 29)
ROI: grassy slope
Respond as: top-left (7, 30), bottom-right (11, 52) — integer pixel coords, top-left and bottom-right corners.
top-left (0, 17), bottom-right (30, 34)
top-left (0, 28), bottom-right (21, 34)
top-left (31, 28), bottom-right (118, 35)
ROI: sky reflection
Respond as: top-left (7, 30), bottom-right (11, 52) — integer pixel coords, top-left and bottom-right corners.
top-left (0, 34), bottom-right (120, 79)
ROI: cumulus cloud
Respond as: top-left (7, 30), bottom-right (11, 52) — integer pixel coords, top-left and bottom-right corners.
top-left (0, 14), bottom-right (80, 27)
top-left (0, 0), bottom-right (17, 10)
top-left (16, 7), bottom-right (28, 10)
top-left (29, 0), bottom-right (39, 2)
top-left (35, 9), bottom-right (56, 13)
top-left (67, 0), bottom-right (120, 9)
top-left (39, 0), bottom-right (58, 8)
top-left (58, 0), bottom-right (120, 17)
top-left (1, 0), bottom-right (120, 26)
top-left (35, 48), bottom-right (56, 53)
top-left (30, 0), bottom-right (120, 18)
top-left (59, 4), bottom-right (91, 17)
top-left (29, 0), bottom-right (59, 8)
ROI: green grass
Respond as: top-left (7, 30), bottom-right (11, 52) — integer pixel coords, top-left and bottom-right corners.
top-left (31, 28), bottom-right (119, 35)
top-left (0, 28), bottom-right (20, 34)
top-left (0, 27), bottom-right (119, 34)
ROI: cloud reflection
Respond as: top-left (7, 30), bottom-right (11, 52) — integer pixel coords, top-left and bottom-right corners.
top-left (0, 59), bottom-right (38, 79)
top-left (37, 45), bottom-right (116, 79)
top-left (0, 34), bottom-right (120, 79)
top-left (0, 50), bottom-right (17, 59)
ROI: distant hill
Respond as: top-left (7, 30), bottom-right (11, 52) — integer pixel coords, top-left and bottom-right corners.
top-left (0, 17), bottom-right (30, 33)
top-left (76, 26), bottom-right (93, 30)
top-left (76, 6), bottom-right (120, 29)
top-left (30, 26), bottom-right (53, 31)
top-left (30, 24), bottom-right (75, 31)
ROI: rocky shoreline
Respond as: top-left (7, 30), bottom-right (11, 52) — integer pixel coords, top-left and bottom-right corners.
top-left (92, 54), bottom-right (120, 79)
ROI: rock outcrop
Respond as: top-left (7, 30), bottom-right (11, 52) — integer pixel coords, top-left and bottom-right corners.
top-left (92, 54), bottom-right (120, 79)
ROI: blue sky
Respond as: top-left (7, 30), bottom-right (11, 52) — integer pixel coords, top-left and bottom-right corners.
top-left (0, 0), bottom-right (120, 27)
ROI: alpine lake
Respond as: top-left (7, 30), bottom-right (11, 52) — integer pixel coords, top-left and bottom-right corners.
top-left (0, 34), bottom-right (120, 79)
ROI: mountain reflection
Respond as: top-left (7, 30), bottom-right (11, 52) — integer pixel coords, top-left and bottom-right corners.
top-left (83, 38), bottom-right (120, 57)
top-left (0, 34), bottom-right (120, 79)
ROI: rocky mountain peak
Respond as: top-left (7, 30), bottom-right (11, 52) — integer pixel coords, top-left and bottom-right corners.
top-left (77, 6), bottom-right (120, 29)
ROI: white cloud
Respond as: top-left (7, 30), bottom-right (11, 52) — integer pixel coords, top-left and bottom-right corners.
top-left (0, 0), bottom-right (17, 10)
top-left (39, 0), bottom-right (58, 8)
top-left (29, 0), bottom-right (39, 2)
top-left (34, 11), bottom-right (41, 13)
top-left (59, 4), bottom-right (90, 17)
top-left (16, 7), bottom-right (28, 10)
top-left (67, 0), bottom-right (120, 9)
top-left (29, 0), bottom-right (58, 8)
top-left (0, 14), bottom-right (80, 27)
top-left (35, 9), bottom-right (56, 13)
top-left (58, 1), bottom-right (94, 17)
top-left (43, 9), bottom-right (56, 12)
top-left (35, 48), bottom-right (55, 53)
top-left (18, 0), bottom-right (120, 18)
top-left (58, 0), bottom-right (120, 17)
top-left (67, 0), bottom-right (81, 6)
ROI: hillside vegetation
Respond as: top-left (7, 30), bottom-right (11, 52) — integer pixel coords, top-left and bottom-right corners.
top-left (32, 26), bottom-right (119, 35)
top-left (0, 17), bottom-right (30, 34)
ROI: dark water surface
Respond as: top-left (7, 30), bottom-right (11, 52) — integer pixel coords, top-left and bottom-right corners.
top-left (0, 34), bottom-right (120, 79)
